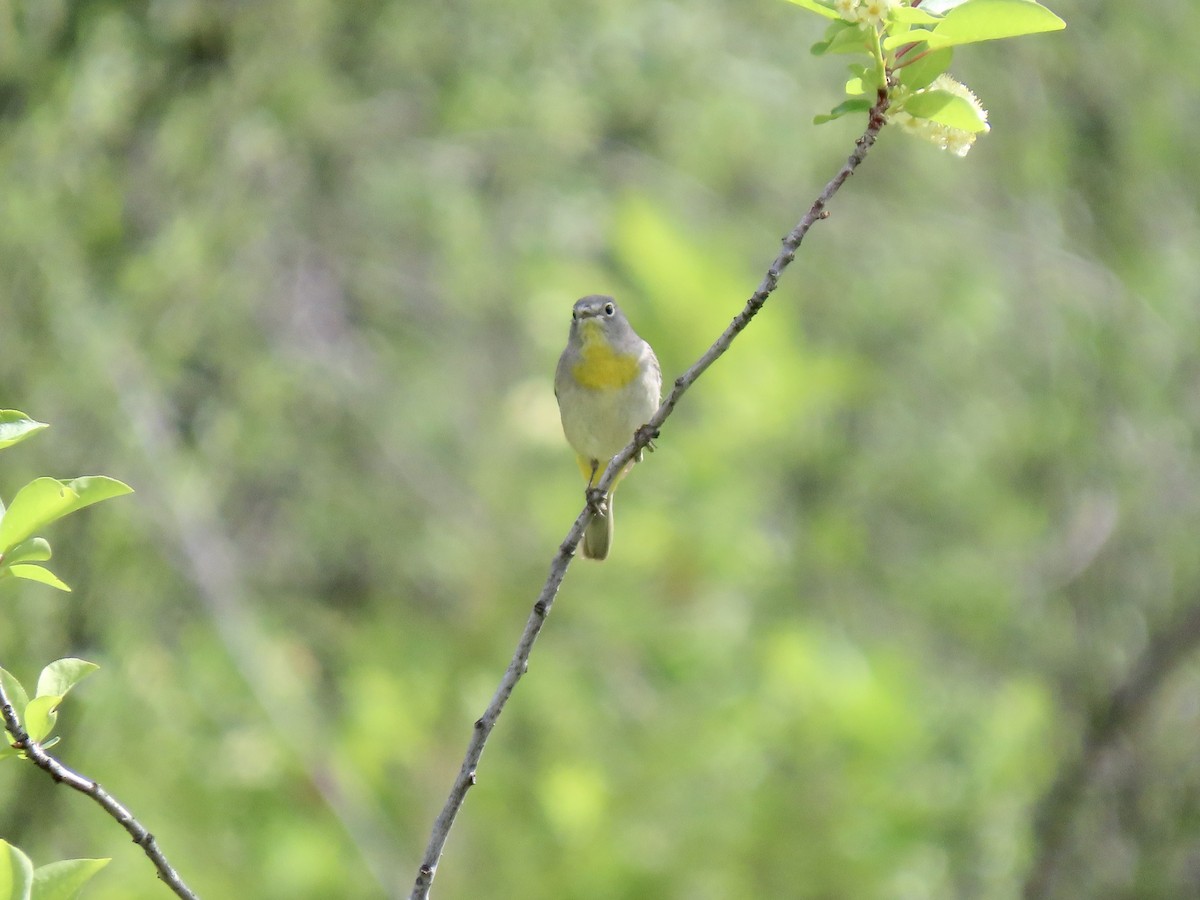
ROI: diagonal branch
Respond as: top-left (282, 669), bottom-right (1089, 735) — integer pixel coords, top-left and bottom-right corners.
top-left (1022, 599), bottom-right (1200, 899)
top-left (0, 675), bottom-right (200, 900)
top-left (409, 87), bottom-right (891, 900)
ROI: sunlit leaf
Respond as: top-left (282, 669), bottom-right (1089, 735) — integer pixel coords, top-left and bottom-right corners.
top-left (0, 840), bottom-right (36, 900)
top-left (896, 47), bottom-right (954, 90)
top-left (8, 565), bottom-right (71, 592)
top-left (811, 19), bottom-right (860, 55)
top-left (0, 476), bottom-right (131, 552)
top-left (36, 660), bottom-right (99, 700)
top-left (891, 6), bottom-right (942, 24)
top-left (903, 89), bottom-right (989, 131)
top-left (883, 28), bottom-right (934, 50)
top-left (921, 0), bottom-right (971, 10)
top-left (814, 98), bottom-right (873, 124)
top-left (57, 476), bottom-right (134, 520)
top-left (0, 412), bottom-right (49, 452)
top-left (31, 858), bottom-right (111, 900)
top-left (23, 695), bottom-right (61, 744)
top-left (926, 0), bottom-right (1065, 48)
top-left (0, 480), bottom-right (78, 552)
top-left (845, 63), bottom-right (882, 97)
top-left (826, 22), bottom-right (874, 54)
top-left (785, 0), bottom-right (841, 20)
top-left (0, 668), bottom-right (30, 718)
top-left (1, 538), bottom-right (53, 566)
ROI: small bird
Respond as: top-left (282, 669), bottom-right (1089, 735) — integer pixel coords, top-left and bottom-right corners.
top-left (554, 295), bottom-right (662, 560)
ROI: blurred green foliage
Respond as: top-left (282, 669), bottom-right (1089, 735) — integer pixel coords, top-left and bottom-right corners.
top-left (1, 0), bottom-right (1199, 898)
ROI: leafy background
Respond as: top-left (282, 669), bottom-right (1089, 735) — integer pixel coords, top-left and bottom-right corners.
top-left (2, 0), bottom-right (1199, 897)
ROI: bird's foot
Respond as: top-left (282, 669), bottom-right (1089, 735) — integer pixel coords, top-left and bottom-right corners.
top-left (635, 423), bottom-right (660, 452)
top-left (586, 487), bottom-right (609, 519)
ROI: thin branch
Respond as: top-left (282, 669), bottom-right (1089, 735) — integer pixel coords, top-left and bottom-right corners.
top-left (409, 87), bottom-right (891, 900)
top-left (47, 298), bottom-right (399, 892)
top-left (0, 676), bottom-right (200, 900)
top-left (1023, 599), bottom-right (1200, 899)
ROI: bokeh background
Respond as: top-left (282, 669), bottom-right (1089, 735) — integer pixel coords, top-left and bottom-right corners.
top-left (2, 0), bottom-right (1199, 897)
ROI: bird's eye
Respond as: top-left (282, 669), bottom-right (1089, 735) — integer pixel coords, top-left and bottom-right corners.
top-left (604, 302), bottom-right (615, 316)
top-left (572, 309), bottom-right (579, 320)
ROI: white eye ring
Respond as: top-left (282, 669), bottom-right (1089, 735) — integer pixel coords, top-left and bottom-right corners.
top-left (604, 302), bottom-right (615, 316)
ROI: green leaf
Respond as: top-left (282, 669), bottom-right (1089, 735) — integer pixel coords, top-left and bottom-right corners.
top-left (811, 19), bottom-right (856, 55)
top-left (1, 667), bottom-right (29, 757)
top-left (902, 89), bottom-right (990, 131)
top-left (883, 28), bottom-right (934, 50)
top-left (58, 476), bottom-right (133, 517)
top-left (22, 695), bottom-right (61, 744)
top-left (0, 480), bottom-right (77, 552)
top-left (896, 47), bottom-right (954, 90)
top-left (22, 696), bottom-right (62, 744)
top-left (814, 98), bottom-right (873, 124)
top-left (0, 667), bottom-right (30, 718)
top-left (825, 22), bottom-right (873, 54)
top-left (31, 858), bottom-right (110, 900)
top-left (890, 6), bottom-right (942, 25)
top-left (1, 538), bottom-right (52, 566)
top-left (785, 0), bottom-right (841, 20)
top-left (0, 412), bottom-right (49, 452)
top-left (36, 660), bottom-right (99, 700)
top-left (925, 0), bottom-right (1065, 48)
top-left (845, 63), bottom-right (882, 96)
top-left (0, 476), bottom-right (132, 552)
top-left (8, 566), bottom-right (71, 592)
top-left (0, 840), bottom-right (36, 900)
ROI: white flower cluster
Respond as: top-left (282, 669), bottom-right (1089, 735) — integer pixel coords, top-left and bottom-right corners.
top-left (834, 0), bottom-right (901, 27)
top-left (890, 75), bottom-right (990, 157)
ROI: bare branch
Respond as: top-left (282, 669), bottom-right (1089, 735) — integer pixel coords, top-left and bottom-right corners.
top-left (1023, 600), bottom-right (1200, 898)
top-left (0, 675), bottom-right (200, 900)
top-left (409, 87), bottom-right (891, 900)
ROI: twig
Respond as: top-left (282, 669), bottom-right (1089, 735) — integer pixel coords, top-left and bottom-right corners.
top-left (1022, 599), bottom-right (1200, 898)
top-left (409, 87), bottom-right (890, 900)
top-left (0, 676), bottom-right (200, 899)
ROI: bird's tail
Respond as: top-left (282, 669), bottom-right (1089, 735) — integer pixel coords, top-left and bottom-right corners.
top-left (582, 492), bottom-right (613, 561)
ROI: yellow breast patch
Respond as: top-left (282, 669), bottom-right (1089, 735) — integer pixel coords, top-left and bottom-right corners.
top-left (572, 321), bottom-right (639, 390)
